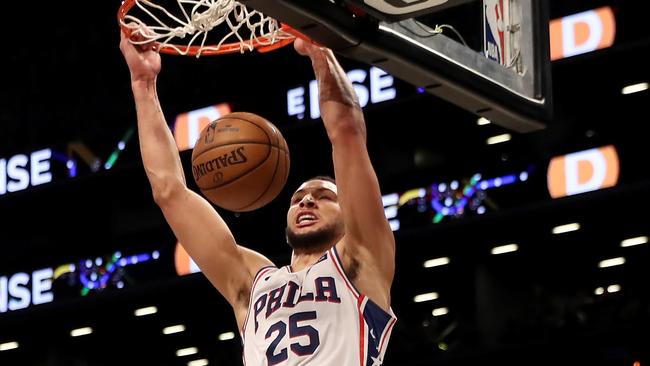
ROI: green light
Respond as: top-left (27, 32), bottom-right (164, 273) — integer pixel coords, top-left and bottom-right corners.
top-left (104, 151), bottom-right (119, 169)
top-left (104, 127), bottom-right (135, 170)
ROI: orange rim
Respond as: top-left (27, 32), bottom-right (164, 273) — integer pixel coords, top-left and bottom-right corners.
top-left (117, 0), bottom-right (136, 39)
top-left (118, 0), bottom-right (311, 56)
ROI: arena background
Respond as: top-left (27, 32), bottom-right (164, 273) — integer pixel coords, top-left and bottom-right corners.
top-left (1, 0), bottom-right (649, 365)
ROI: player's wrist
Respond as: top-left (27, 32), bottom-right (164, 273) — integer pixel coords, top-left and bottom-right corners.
top-left (130, 79), bottom-right (157, 94)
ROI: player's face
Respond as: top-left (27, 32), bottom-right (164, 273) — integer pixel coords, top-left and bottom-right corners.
top-left (285, 180), bottom-right (344, 251)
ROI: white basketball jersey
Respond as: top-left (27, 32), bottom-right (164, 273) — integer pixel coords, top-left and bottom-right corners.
top-left (241, 246), bottom-right (397, 366)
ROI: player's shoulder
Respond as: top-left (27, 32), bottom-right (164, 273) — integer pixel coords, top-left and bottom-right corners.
top-left (235, 245), bottom-right (278, 281)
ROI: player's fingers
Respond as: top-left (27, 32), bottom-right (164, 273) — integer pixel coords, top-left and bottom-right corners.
top-left (293, 38), bottom-right (309, 56)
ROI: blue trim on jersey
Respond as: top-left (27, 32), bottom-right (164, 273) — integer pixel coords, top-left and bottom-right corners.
top-left (363, 299), bottom-right (393, 366)
top-left (253, 265), bottom-right (278, 282)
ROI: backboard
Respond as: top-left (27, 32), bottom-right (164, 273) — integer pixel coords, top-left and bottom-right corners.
top-left (241, 0), bottom-right (553, 133)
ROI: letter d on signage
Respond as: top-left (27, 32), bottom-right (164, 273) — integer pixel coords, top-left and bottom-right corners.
top-left (547, 145), bottom-right (619, 198)
top-left (549, 7), bottom-right (615, 60)
top-left (173, 104), bottom-right (232, 151)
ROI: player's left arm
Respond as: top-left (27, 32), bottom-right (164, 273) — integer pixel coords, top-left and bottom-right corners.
top-left (295, 39), bottom-right (395, 310)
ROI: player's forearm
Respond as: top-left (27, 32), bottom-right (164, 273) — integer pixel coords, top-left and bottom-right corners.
top-left (132, 81), bottom-right (187, 199)
top-left (317, 75), bottom-right (364, 138)
top-left (319, 54), bottom-right (394, 251)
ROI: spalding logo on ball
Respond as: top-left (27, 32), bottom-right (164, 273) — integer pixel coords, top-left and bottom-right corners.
top-left (191, 112), bottom-right (290, 212)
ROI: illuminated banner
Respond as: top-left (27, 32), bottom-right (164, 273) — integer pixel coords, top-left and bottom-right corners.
top-left (550, 7), bottom-right (616, 61)
top-left (174, 103), bottom-right (232, 151)
top-left (381, 168), bottom-right (535, 231)
top-left (1, 249), bottom-right (161, 314)
top-left (0, 268), bottom-right (53, 313)
top-left (0, 149), bottom-right (52, 197)
top-left (1, 127), bottom-right (138, 199)
top-left (547, 145), bottom-right (620, 198)
top-left (287, 66), bottom-right (397, 120)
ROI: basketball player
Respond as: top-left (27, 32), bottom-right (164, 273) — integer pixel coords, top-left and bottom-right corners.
top-left (119, 28), bottom-right (396, 365)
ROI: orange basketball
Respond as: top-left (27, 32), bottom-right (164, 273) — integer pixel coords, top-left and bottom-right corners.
top-left (191, 112), bottom-right (290, 212)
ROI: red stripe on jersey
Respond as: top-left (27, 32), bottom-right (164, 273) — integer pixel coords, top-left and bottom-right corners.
top-left (358, 295), bottom-right (366, 366)
top-left (329, 247), bottom-right (360, 299)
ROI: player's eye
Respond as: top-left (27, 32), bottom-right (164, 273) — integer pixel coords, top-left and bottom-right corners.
top-left (320, 194), bottom-right (336, 201)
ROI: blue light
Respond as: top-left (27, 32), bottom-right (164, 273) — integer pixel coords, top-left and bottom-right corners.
top-left (519, 171), bottom-right (529, 181)
top-left (68, 160), bottom-right (77, 178)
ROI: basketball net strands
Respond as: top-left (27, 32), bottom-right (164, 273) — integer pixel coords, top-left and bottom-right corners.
top-left (118, 0), bottom-right (301, 56)
top-left (118, 0), bottom-right (553, 133)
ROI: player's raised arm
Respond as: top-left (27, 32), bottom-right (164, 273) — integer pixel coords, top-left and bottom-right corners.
top-left (293, 39), bottom-right (395, 311)
top-left (119, 29), bottom-right (273, 326)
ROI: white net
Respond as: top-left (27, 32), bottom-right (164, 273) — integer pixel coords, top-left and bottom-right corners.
top-left (119, 0), bottom-right (296, 56)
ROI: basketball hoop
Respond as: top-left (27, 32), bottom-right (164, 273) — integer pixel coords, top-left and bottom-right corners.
top-left (117, 0), bottom-right (302, 57)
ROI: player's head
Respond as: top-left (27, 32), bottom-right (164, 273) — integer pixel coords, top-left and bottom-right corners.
top-left (285, 176), bottom-right (345, 252)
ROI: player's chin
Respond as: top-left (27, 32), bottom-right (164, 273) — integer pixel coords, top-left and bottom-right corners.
top-left (287, 224), bottom-right (322, 239)
top-left (289, 226), bottom-right (314, 239)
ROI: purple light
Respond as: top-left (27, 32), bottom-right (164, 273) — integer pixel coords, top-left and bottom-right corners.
top-left (136, 253), bottom-right (151, 262)
top-left (501, 174), bottom-right (517, 185)
top-left (68, 160), bottom-right (77, 178)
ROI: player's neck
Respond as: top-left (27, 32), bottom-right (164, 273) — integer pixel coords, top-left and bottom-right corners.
top-left (290, 246), bottom-right (330, 272)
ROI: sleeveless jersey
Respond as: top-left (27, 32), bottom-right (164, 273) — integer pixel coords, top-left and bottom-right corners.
top-left (241, 246), bottom-right (397, 366)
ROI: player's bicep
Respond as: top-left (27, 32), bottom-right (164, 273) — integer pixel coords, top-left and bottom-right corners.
top-left (333, 140), bottom-right (395, 261)
top-left (157, 188), bottom-right (265, 307)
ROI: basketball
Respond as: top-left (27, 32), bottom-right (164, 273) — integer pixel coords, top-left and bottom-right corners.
top-left (191, 112), bottom-right (290, 212)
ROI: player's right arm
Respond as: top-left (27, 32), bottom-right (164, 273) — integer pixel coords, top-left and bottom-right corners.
top-left (118, 28), bottom-right (273, 327)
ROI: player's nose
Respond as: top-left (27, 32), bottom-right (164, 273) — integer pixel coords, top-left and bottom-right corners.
top-left (299, 195), bottom-right (316, 208)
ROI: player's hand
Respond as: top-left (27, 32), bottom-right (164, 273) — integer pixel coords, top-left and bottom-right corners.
top-left (294, 38), bottom-right (364, 140)
top-left (119, 24), bottom-right (162, 84)
top-left (293, 37), bottom-right (318, 57)
top-left (293, 38), bottom-right (331, 79)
